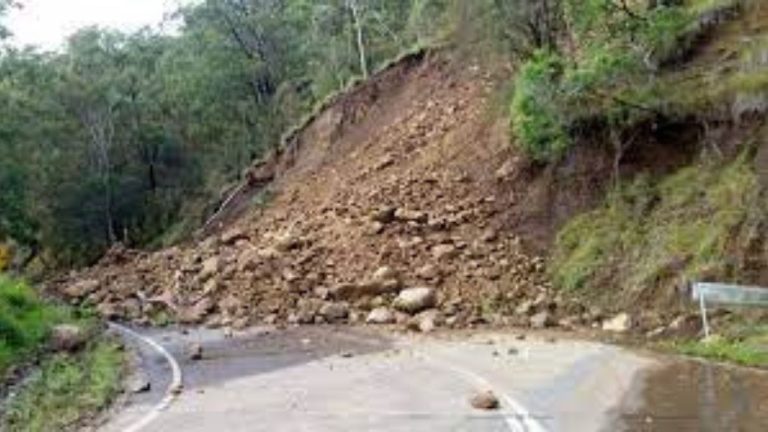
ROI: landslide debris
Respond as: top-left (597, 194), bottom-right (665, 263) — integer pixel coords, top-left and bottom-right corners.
top-left (50, 52), bottom-right (586, 332)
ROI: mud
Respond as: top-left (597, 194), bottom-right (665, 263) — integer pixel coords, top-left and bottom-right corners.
top-left (615, 359), bottom-right (768, 431)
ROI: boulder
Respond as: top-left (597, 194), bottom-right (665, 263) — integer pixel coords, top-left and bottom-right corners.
top-left (395, 208), bottom-right (428, 224)
top-left (417, 309), bottom-right (440, 333)
top-left (50, 324), bottom-right (86, 352)
top-left (62, 279), bottom-right (100, 300)
top-left (602, 313), bottom-right (633, 333)
top-left (469, 390), bottom-right (500, 410)
top-left (393, 287), bottom-right (437, 314)
top-left (187, 343), bottom-right (203, 361)
top-left (371, 207), bottom-right (397, 224)
top-left (530, 311), bottom-right (553, 329)
top-left (366, 307), bottom-right (395, 325)
top-left (221, 228), bottom-right (249, 245)
top-left (432, 244), bottom-right (459, 261)
top-left (199, 257), bottom-right (221, 282)
top-left (319, 302), bottom-right (349, 322)
top-left (416, 264), bottom-right (440, 280)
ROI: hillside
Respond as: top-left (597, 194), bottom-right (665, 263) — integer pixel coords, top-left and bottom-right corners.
top-left (53, 0), bottom-right (768, 339)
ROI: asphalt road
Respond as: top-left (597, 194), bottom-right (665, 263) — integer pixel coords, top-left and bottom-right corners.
top-left (97, 326), bottom-right (653, 432)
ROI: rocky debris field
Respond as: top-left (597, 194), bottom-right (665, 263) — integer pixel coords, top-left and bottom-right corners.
top-left (49, 53), bottom-right (701, 338)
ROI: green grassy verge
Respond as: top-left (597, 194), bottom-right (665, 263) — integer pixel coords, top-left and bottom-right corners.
top-left (0, 274), bottom-right (126, 431)
top-left (675, 338), bottom-right (768, 367)
top-left (671, 319), bottom-right (768, 367)
top-left (0, 275), bottom-right (70, 376)
top-left (2, 340), bottom-right (125, 432)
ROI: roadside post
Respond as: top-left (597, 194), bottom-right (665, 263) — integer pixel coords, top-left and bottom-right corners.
top-left (691, 282), bottom-right (768, 338)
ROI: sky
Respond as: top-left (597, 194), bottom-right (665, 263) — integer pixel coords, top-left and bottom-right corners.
top-left (4, 0), bottom-right (199, 50)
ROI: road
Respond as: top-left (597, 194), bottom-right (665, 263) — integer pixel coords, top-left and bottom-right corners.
top-left (97, 325), bottom-right (654, 432)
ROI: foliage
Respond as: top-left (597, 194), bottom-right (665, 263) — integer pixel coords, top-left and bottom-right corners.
top-left (510, 0), bottom-right (720, 160)
top-left (552, 155), bottom-right (758, 305)
top-left (3, 340), bottom-right (125, 432)
top-left (0, 275), bottom-right (70, 375)
top-left (510, 50), bottom-right (569, 161)
top-left (675, 337), bottom-right (768, 367)
top-left (0, 0), bottom-right (457, 267)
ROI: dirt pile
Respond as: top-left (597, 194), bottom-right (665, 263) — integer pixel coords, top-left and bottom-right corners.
top-left (51, 51), bottom-right (597, 332)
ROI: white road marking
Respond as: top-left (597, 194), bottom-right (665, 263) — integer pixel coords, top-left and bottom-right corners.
top-left (108, 322), bottom-right (183, 432)
top-left (415, 350), bottom-right (547, 432)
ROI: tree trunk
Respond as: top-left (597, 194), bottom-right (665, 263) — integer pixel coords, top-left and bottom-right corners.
top-left (348, 0), bottom-right (369, 79)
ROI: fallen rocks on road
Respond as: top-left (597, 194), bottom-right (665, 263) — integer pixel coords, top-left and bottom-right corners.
top-left (602, 313), bottom-right (633, 333)
top-left (187, 343), bottom-right (204, 361)
top-left (366, 307), bottom-right (395, 325)
top-left (469, 390), bottom-right (500, 410)
top-left (393, 287), bottom-right (437, 314)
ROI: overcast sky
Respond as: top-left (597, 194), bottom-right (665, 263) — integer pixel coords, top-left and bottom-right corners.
top-left (5, 0), bottom-right (199, 50)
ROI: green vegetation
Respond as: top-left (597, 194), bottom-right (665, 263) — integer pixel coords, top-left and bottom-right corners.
top-left (675, 337), bottom-right (768, 367)
top-left (0, 275), bottom-right (69, 375)
top-left (0, 0), bottom-right (466, 268)
top-left (0, 275), bottom-right (125, 431)
top-left (553, 154), bottom-right (759, 304)
top-left (509, 0), bottom-right (748, 161)
top-left (3, 340), bottom-right (125, 432)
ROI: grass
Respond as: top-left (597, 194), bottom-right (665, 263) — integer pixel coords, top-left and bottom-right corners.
top-left (0, 275), bottom-right (70, 376)
top-left (2, 340), bottom-right (125, 432)
top-left (0, 274), bottom-right (125, 431)
top-left (672, 320), bottom-right (768, 367)
top-left (675, 337), bottom-right (768, 367)
top-left (552, 154), bottom-right (759, 307)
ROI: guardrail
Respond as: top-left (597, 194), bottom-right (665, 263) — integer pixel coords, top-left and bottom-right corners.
top-left (691, 282), bottom-right (768, 338)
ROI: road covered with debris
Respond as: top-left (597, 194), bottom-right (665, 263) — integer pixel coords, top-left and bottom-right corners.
top-left (99, 326), bottom-right (658, 432)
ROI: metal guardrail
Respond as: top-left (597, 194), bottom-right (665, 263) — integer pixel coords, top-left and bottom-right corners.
top-left (691, 282), bottom-right (768, 338)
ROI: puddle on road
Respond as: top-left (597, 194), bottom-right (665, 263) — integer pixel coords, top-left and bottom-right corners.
top-left (616, 359), bottom-right (768, 431)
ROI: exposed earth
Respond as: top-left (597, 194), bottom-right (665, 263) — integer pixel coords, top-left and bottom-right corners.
top-left (49, 51), bottom-right (684, 338)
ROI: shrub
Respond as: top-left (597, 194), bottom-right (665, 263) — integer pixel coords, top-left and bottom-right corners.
top-left (510, 51), bottom-right (569, 162)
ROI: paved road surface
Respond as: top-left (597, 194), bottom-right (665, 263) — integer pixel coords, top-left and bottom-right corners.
top-left (99, 326), bottom-right (652, 432)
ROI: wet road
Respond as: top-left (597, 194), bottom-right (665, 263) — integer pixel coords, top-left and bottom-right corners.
top-left (99, 326), bottom-right (656, 432)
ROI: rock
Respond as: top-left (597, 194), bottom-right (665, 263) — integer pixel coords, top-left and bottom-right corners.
top-left (96, 302), bottom-right (122, 320)
top-left (393, 287), bottom-right (437, 314)
top-left (273, 232), bottom-right (302, 252)
top-left (530, 311), bottom-right (553, 329)
top-left (515, 300), bottom-right (535, 316)
top-left (187, 343), bottom-right (204, 361)
top-left (495, 160), bottom-right (515, 181)
top-left (416, 264), bottom-right (440, 280)
top-left (432, 244), bottom-right (459, 261)
top-left (199, 257), bottom-right (221, 281)
top-left (62, 279), bottom-right (99, 300)
top-left (330, 280), bottom-right (399, 300)
top-left (319, 302), bottom-right (349, 322)
top-left (602, 313), bottom-right (633, 333)
top-left (417, 310), bottom-right (439, 333)
top-left (371, 207), bottom-right (397, 224)
top-left (395, 208), bottom-right (428, 224)
top-left (178, 298), bottom-right (214, 324)
top-left (221, 228), bottom-right (249, 245)
top-left (481, 228), bottom-right (498, 243)
top-left (372, 266), bottom-right (399, 283)
top-left (50, 324), bottom-right (86, 352)
top-left (366, 307), bottom-right (395, 325)
top-left (127, 372), bottom-right (151, 394)
top-left (469, 390), bottom-right (500, 410)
